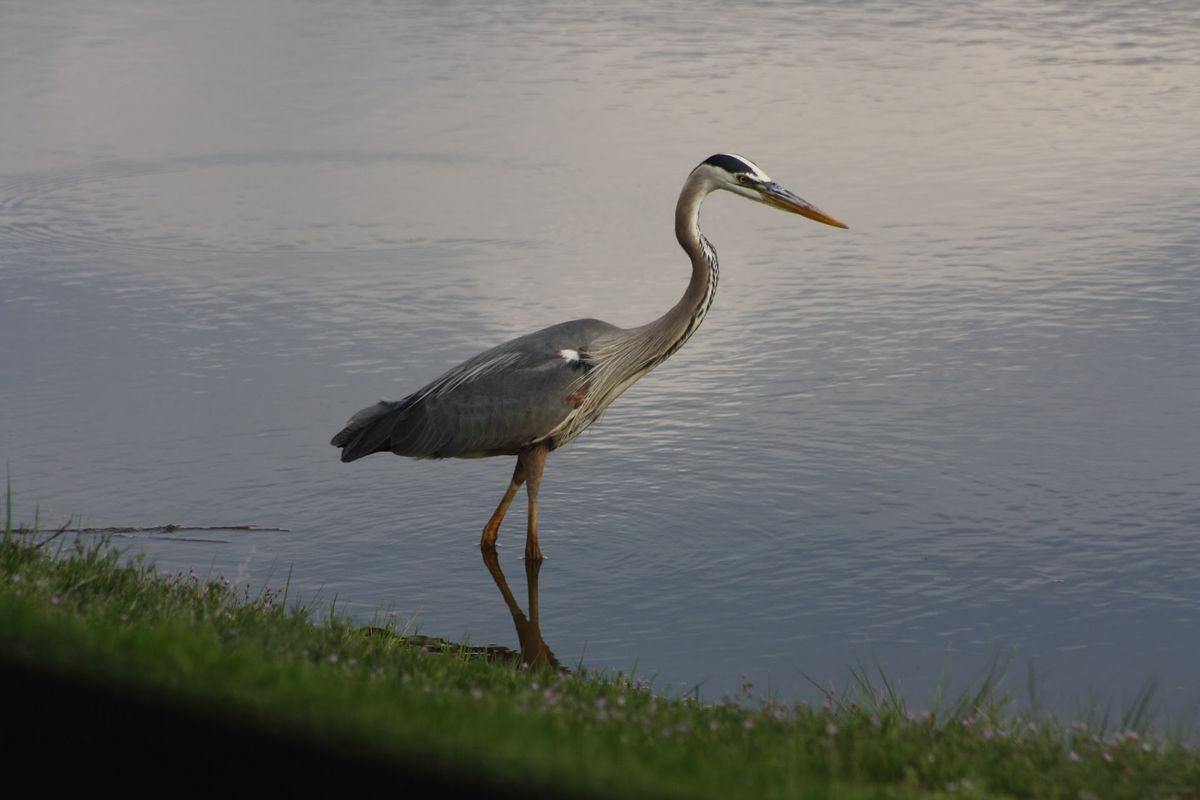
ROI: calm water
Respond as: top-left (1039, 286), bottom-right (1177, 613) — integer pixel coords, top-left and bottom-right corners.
top-left (2, 1), bottom-right (1198, 714)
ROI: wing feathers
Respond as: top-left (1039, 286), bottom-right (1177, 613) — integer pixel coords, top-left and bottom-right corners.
top-left (330, 318), bottom-right (619, 462)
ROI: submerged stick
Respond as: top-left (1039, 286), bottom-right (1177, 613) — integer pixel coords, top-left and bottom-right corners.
top-left (32, 519), bottom-right (74, 550)
top-left (63, 524), bottom-right (289, 534)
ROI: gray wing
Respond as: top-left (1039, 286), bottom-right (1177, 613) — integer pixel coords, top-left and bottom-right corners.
top-left (331, 318), bottom-right (618, 461)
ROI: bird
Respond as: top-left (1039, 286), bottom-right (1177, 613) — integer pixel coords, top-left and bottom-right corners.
top-left (331, 153), bottom-right (847, 561)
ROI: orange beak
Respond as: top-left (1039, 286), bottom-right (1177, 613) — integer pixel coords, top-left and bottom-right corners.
top-left (761, 182), bottom-right (849, 229)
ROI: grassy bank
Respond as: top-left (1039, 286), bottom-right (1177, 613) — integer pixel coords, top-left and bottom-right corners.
top-left (1, 515), bottom-right (1197, 797)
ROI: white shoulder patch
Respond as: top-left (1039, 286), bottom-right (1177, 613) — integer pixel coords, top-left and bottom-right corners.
top-left (557, 349), bottom-right (581, 364)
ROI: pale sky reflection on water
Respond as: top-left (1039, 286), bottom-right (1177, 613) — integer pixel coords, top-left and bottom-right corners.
top-left (1, 0), bottom-right (1198, 714)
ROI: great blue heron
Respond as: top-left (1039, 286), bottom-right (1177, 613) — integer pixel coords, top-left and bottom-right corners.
top-left (332, 153), bottom-right (847, 560)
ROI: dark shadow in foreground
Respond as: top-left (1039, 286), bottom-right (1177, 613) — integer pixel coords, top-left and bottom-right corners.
top-left (0, 654), bottom-right (553, 793)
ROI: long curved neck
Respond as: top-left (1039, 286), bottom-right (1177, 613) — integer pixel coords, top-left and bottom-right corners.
top-left (576, 172), bottom-right (718, 408)
top-left (554, 171), bottom-right (719, 443)
top-left (636, 171), bottom-right (718, 365)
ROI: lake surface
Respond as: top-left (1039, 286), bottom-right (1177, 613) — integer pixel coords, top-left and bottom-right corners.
top-left (2, 0), bottom-right (1198, 715)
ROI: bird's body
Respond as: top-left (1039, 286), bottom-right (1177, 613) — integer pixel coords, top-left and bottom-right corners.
top-left (332, 153), bottom-right (846, 560)
top-left (332, 317), bottom-right (618, 460)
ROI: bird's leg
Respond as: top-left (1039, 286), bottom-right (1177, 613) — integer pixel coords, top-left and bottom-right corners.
top-left (522, 443), bottom-right (550, 561)
top-left (480, 458), bottom-right (527, 550)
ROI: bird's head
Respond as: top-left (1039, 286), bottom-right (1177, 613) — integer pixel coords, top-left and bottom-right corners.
top-left (692, 153), bottom-right (848, 229)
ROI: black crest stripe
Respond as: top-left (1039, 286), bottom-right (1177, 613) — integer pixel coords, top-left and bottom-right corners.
top-left (701, 153), bottom-right (753, 174)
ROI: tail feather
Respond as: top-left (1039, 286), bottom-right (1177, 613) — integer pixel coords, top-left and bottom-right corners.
top-left (330, 399), bottom-right (406, 462)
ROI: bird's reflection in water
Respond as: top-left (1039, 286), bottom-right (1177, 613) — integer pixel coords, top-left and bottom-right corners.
top-left (371, 549), bottom-right (562, 672)
top-left (479, 547), bottom-right (560, 670)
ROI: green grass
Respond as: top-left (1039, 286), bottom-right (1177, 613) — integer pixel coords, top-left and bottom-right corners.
top-left (2, 500), bottom-right (1198, 798)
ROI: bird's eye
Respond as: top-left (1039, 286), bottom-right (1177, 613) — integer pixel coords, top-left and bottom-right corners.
top-left (736, 174), bottom-right (751, 184)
